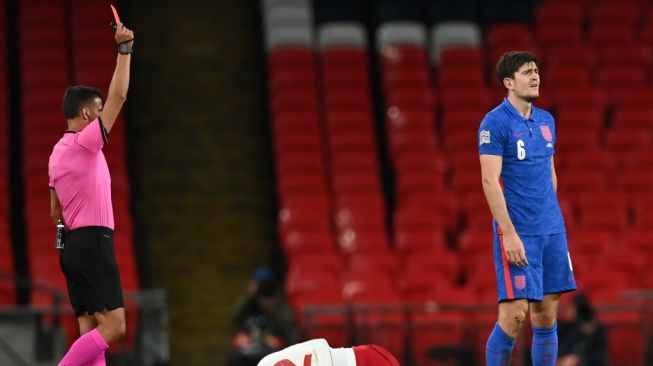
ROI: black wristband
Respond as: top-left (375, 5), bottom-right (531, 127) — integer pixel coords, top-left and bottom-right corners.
top-left (118, 43), bottom-right (133, 55)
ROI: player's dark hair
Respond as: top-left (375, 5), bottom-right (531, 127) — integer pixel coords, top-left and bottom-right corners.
top-left (61, 85), bottom-right (103, 119)
top-left (496, 51), bottom-right (539, 85)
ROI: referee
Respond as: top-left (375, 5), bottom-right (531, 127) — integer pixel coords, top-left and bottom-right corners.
top-left (48, 22), bottom-right (134, 366)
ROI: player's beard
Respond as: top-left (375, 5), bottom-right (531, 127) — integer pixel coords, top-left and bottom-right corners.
top-left (517, 91), bottom-right (538, 103)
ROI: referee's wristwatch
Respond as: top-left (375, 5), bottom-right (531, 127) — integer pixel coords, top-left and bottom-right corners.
top-left (118, 43), bottom-right (133, 55)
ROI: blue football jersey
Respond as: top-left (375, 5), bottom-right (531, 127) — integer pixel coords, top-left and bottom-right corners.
top-left (478, 98), bottom-right (565, 236)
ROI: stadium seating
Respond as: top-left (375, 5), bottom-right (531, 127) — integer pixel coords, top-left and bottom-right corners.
top-left (263, 0), bottom-right (653, 363)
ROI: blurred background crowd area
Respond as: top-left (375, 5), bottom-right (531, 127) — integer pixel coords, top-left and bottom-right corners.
top-left (0, 0), bottom-right (652, 365)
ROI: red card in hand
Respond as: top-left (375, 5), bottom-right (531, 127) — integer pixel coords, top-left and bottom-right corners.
top-left (110, 4), bottom-right (122, 25)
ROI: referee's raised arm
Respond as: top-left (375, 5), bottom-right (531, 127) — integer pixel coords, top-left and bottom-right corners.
top-left (101, 22), bottom-right (134, 134)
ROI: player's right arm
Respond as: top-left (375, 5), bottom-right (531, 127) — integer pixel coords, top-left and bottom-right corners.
top-left (480, 155), bottom-right (528, 266)
top-left (478, 117), bottom-right (528, 267)
top-left (100, 23), bottom-right (134, 134)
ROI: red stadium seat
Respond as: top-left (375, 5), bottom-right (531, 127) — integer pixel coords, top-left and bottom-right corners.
top-left (268, 47), bottom-right (315, 70)
top-left (555, 129), bottom-right (600, 155)
top-left (331, 171), bottom-right (382, 195)
top-left (605, 127), bottom-right (651, 154)
top-left (382, 65), bottom-right (431, 90)
top-left (322, 68), bottom-right (369, 91)
top-left (436, 67), bottom-right (484, 89)
top-left (605, 86), bottom-right (653, 109)
top-left (288, 251), bottom-right (344, 276)
top-left (336, 229), bottom-right (390, 254)
top-left (292, 288), bottom-right (348, 347)
top-left (282, 230), bottom-right (336, 257)
top-left (380, 45), bottom-right (428, 69)
top-left (589, 24), bottom-right (635, 46)
top-left (321, 47), bottom-right (367, 70)
top-left (441, 108), bottom-right (487, 134)
top-left (386, 107), bottom-right (435, 134)
top-left (556, 107), bottom-right (604, 132)
top-left (397, 192), bottom-right (459, 231)
top-left (270, 90), bottom-right (318, 113)
top-left (450, 169), bottom-right (482, 193)
top-left (589, 2), bottom-right (640, 25)
top-left (597, 65), bottom-right (647, 87)
top-left (611, 106), bottom-right (653, 129)
top-left (394, 208), bottom-right (443, 233)
top-left (558, 149), bottom-right (617, 176)
top-left (394, 228), bottom-right (447, 255)
top-left (441, 88), bottom-right (494, 110)
top-left (396, 269), bottom-right (455, 302)
top-left (535, 24), bottom-right (583, 48)
top-left (347, 249), bottom-right (400, 275)
top-left (326, 110), bottom-right (373, 133)
top-left (579, 208), bottom-right (629, 234)
top-left (559, 170), bottom-right (608, 194)
top-left (617, 168), bottom-right (653, 194)
top-left (567, 228), bottom-right (616, 256)
top-left (333, 203), bottom-right (385, 232)
top-left (396, 170), bottom-right (446, 196)
top-left (545, 65), bottom-right (591, 87)
top-left (384, 88), bottom-right (436, 110)
top-left (268, 67), bottom-right (317, 91)
top-left (276, 152), bottom-right (326, 177)
top-left (331, 152), bottom-right (379, 175)
top-left (278, 205), bottom-right (330, 237)
top-left (549, 87), bottom-right (605, 110)
top-left (439, 46), bottom-right (483, 69)
top-left (388, 130), bottom-right (438, 156)
top-left (394, 151), bottom-right (448, 176)
top-left (598, 44), bottom-right (652, 69)
top-left (540, 44), bottom-right (597, 69)
top-left (402, 248), bottom-right (460, 285)
top-left (535, 2), bottom-right (584, 25)
top-left (485, 24), bottom-right (533, 50)
top-left (325, 89), bottom-right (372, 111)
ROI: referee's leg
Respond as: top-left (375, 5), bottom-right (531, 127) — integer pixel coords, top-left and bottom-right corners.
top-left (57, 308), bottom-right (125, 366)
top-left (94, 307), bottom-right (127, 344)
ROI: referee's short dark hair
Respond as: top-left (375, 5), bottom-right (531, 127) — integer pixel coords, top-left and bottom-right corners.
top-left (62, 86), bottom-right (103, 119)
top-left (496, 51), bottom-right (539, 85)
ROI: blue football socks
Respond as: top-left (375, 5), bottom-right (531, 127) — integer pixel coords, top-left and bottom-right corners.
top-left (531, 323), bottom-right (558, 366)
top-left (486, 322), bottom-right (516, 366)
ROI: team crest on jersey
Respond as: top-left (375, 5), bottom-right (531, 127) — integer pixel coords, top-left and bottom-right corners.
top-left (514, 275), bottom-right (526, 290)
top-left (540, 125), bottom-right (552, 142)
top-left (479, 130), bottom-right (491, 145)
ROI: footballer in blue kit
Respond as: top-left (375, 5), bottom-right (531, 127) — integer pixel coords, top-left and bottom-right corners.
top-left (478, 51), bottom-right (576, 366)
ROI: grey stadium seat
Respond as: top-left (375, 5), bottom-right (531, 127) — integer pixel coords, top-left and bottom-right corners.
top-left (376, 21), bottom-right (427, 49)
top-left (265, 6), bottom-right (312, 32)
top-left (318, 22), bottom-right (367, 49)
top-left (265, 25), bottom-right (313, 51)
top-left (430, 21), bottom-right (482, 63)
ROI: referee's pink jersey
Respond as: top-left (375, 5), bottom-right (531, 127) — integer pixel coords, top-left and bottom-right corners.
top-left (48, 118), bottom-right (114, 230)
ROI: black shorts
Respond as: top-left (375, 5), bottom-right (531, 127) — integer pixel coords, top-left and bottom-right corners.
top-left (59, 226), bottom-right (124, 317)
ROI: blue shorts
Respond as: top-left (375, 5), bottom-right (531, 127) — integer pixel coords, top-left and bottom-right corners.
top-left (493, 232), bottom-right (576, 302)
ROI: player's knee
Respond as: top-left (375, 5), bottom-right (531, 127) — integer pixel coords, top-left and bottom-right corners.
top-left (508, 302), bottom-right (529, 325)
top-left (532, 310), bottom-right (557, 328)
